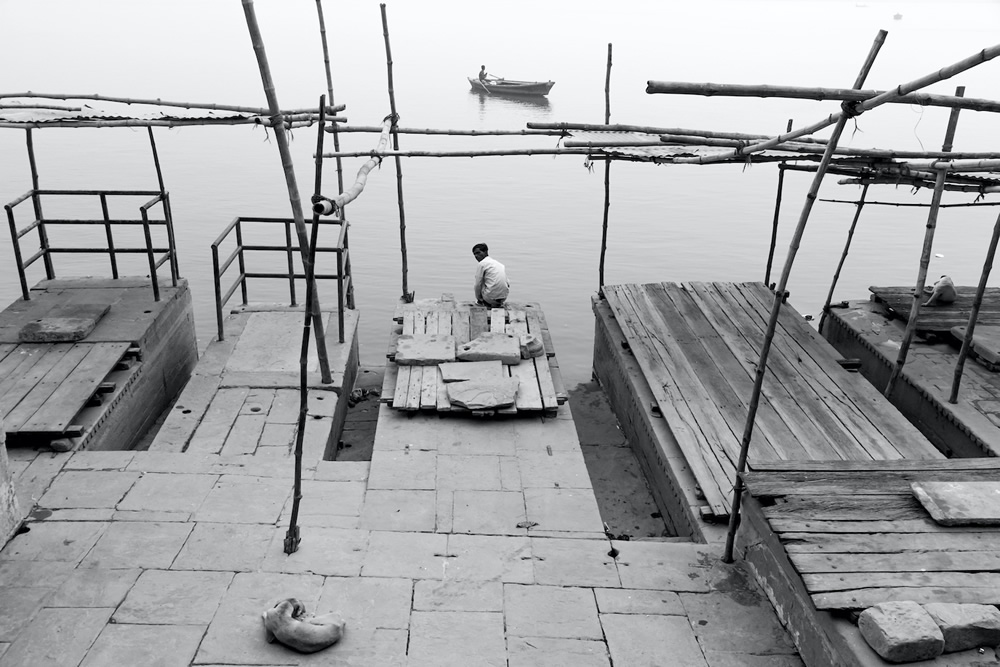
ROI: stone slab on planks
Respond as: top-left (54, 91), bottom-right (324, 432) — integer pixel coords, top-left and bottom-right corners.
top-left (447, 377), bottom-right (519, 410)
top-left (519, 333), bottom-right (544, 359)
top-left (456, 332), bottom-right (520, 365)
top-left (439, 360), bottom-right (503, 383)
top-left (951, 325), bottom-right (1000, 370)
top-left (858, 601), bottom-right (944, 663)
top-left (911, 480), bottom-right (1000, 525)
top-left (395, 334), bottom-right (456, 366)
top-left (18, 304), bottom-right (110, 342)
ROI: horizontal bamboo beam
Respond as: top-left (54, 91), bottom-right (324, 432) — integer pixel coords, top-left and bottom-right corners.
top-left (905, 157), bottom-right (1000, 172)
top-left (0, 91), bottom-right (345, 115)
top-left (327, 125), bottom-right (563, 136)
top-left (0, 115), bottom-right (347, 130)
top-left (321, 147), bottom-right (592, 158)
top-left (564, 135), bottom-right (1000, 161)
top-left (645, 81), bottom-right (1000, 114)
top-left (826, 189), bottom-right (1000, 199)
top-left (528, 122), bottom-right (829, 144)
top-left (0, 103), bottom-right (82, 111)
top-left (787, 162), bottom-right (1000, 186)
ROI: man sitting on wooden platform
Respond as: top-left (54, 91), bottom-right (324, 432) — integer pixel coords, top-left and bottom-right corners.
top-left (472, 242), bottom-right (510, 308)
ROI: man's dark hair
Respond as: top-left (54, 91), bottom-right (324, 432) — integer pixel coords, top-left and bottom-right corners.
top-left (472, 243), bottom-right (488, 254)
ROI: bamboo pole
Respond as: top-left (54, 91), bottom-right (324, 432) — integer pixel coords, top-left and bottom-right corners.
top-left (25, 128), bottom-right (55, 279)
top-left (950, 210), bottom-right (1000, 403)
top-left (818, 183), bottom-right (870, 333)
top-left (380, 4), bottom-right (411, 302)
top-left (529, 122), bottom-right (830, 145)
top-left (331, 125), bottom-right (563, 136)
top-left (241, 0), bottom-right (332, 387)
top-left (673, 44), bottom-right (1000, 166)
top-left (285, 96), bottom-right (330, 555)
top-left (322, 147), bottom-right (595, 158)
top-left (0, 115), bottom-right (346, 131)
top-left (0, 91), bottom-right (343, 115)
top-left (765, 120), bottom-right (793, 286)
top-left (0, 103), bottom-right (82, 111)
top-left (831, 185), bottom-right (1000, 196)
top-left (314, 0), bottom-right (353, 308)
top-left (885, 89), bottom-right (965, 398)
top-left (723, 29), bottom-right (888, 564)
top-left (599, 43), bottom-right (613, 293)
top-left (645, 81), bottom-right (1000, 114)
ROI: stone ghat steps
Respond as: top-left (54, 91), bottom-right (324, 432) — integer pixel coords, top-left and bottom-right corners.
top-left (382, 296), bottom-right (566, 416)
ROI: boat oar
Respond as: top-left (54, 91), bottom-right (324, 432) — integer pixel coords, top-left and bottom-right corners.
top-left (477, 79), bottom-right (491, 95)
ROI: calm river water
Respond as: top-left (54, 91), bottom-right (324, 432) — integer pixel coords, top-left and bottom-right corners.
top-left (2, 0), bottom-right (1000, 388)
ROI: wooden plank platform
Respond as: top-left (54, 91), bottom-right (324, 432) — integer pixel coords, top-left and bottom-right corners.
top-left (382, 297), bottom-right (566, 415)
top-left (824, 298), bottom-right (1000, 458)
top-left (147, 305), bottom-right (359, 459)
top-left (869, 285), bottom-right (1000, 334)
top-left (0, 278), bottom-right (197, 450)
top-left (738, 459), bottom-right (1000, 666)
top-left (602, 282), bottom-right (943, 521)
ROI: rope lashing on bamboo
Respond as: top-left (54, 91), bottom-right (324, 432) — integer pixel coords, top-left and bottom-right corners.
top-left (840, 99), bottom-right (863, 118)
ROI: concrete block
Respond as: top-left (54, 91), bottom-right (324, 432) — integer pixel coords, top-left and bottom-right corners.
top-left (859, 600), bottom-right (944, 663)
top-left (456, 332), bottom-right (521, 365)
top-left (17, 304), bottom-right (110, 342)
top-left (923, 602), bottom-right (1000, 653)
top-left (395, 334), bottom-right (456, 366)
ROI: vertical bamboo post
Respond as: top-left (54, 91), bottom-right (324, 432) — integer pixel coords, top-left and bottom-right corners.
top-left (950, 209), bottom-right (1000, 403)
top-left (723, 29), bottom-right (888, 564)
top-left (25, 129), bottom-right (55, 280)
top-left (764, 119), bottom-right (793, 286)
top-left (818, 182), bottom-right (870, 333)
top-left (285, 96), bottom-right (329, 555)
top-left (314, 0), bottom-right (354, 309)
top-left (598, 43), bottom-right (613, 294)
top-left (380, 3), bottom-right (412, 302)
top-left (147, 127), bottom-right (179, 282)
top-left (241, 0), bottom-right (333, 385)
top-left (885, 87), bottom-right (964, 397)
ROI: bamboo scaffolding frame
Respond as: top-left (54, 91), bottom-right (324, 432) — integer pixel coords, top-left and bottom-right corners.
top-left (671, 44), bottom-right (1000, 166)
top-left (0, 91), bottom-right (344, 115)
top-left (950, 209), bottom-right (1000, 403)
top-left (599, 43), bottom-right (613, 293)
top-left (241, 0), bottom-right (332, 396)
top-left (885, 89), bottom-right (965, 398)
top-left (723, 29), bottom-right (888, 564)
top-left (380, 3), bottom-right (411, 301)
top-left (645, 81), bottom-right (1000, 114)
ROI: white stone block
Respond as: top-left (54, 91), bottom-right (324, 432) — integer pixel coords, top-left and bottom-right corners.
top-left (859, 601), bottom-right (944, 663)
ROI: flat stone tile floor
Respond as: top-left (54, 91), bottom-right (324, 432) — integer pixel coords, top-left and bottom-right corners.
top-left (0, 400), bottom-right (802, 666)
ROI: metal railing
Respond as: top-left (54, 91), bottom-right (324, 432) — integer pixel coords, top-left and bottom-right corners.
top-left (211, 215), bottom-right (351, 342)
top-left (4, 188), bottom-right (178, 301)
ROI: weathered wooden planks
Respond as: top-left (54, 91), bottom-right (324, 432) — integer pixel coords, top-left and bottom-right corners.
top-left (870, 285), bottom-right (1000, 333)
top-left (603, 281), bottom-right (945, 521)
top-left (744, 462), bottom-right (1000, 612)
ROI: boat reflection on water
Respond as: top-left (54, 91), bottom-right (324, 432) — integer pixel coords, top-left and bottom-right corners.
top-left (471, 89), bottom-right (551, 113)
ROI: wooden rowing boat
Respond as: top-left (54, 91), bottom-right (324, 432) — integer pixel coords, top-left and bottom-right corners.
top-left (468, 77), bottom-right (555, 96)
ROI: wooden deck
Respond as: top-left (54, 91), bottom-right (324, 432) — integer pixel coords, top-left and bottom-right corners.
top-left (601, 282), bottom-right (942, 521)
top-left (381, 296), bottom-right (567, 415)
top-left (739, 458), bottom-right (1000, 666)
top-left (0, 277), bottom-right (197, 450)
top-left (824, 298), bottom-right (1000, 458)
top-left (870, 284), bottom-right (1000, 334)
top-left (147, 304), bottom-right (358, 459)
